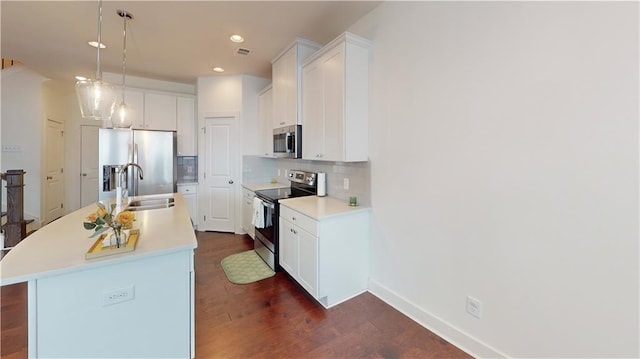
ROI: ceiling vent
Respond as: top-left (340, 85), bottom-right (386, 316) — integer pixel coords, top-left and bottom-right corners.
top-left (235, 47), bottom-right (251, 56)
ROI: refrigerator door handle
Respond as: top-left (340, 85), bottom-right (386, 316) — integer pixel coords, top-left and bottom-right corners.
top-left (132, 144), bottom-right (139, 196)
top-left (126, 144), bottom-right (133, 195)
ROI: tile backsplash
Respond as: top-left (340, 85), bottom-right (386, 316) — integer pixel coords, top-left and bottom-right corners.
top-left (242, 156), bottom-right (371, 206)
top-left (177, 156), bottom-right (198, 183)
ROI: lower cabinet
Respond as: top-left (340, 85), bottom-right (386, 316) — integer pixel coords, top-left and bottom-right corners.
top-left (242, 188), bottom-right (256, 239)
top-left (279, 204), bottom-right (369, 308)
top-left (279, 216), bottom-right (319, 296)
top-left (177, 183), bottom-right (197, 228)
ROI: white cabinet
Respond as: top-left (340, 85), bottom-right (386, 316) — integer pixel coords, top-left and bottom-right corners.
top-left (122, 89), bottom-right (145, 130)
top-left (141, 92), bottom-right (177, 131)
top-left (278, 218), bottom-right (297, 276)
top-left (271, 38), bottom-right (321, 128)
top-left (279, 209), bottom-right (318, 297)
top-left (301, 32), bottom-right (371, 162)
top-left (258, 85), bottom-right (274, 157)
top-left (279, 201), bottom-right (369, 308)
top-left (242, 188), bottom-right (256, 239)
top-left (178, 183), bottom-right (198, 227)
top-left (297, 225), bottom-right (319, 297)
top-left (177, 96), bottom-right (196, 156)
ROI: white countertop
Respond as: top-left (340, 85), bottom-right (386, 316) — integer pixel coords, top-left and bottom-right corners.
top-left (242, 181), bottom-right (289, 192)
top-left (279, 196), bottom-right (371, 220)
top-left (0, 193), bottom-right (198, 286)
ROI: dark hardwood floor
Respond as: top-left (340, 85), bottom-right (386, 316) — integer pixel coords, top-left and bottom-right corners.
top-left (1, 231), bottom-right (470, 358)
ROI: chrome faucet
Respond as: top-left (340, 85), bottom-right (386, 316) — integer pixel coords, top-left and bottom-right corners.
top-left (115, 163), bottom-right (144, 208)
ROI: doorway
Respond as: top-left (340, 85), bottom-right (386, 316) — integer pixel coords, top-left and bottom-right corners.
top-left (43, 118), bottom-right (64, 224)
top-left (198, 115), bottom-right (238, 232)
top-left (80, 126), bottom-right (99, 207)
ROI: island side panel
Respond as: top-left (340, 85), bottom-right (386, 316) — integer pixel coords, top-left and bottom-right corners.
top-left (34, 250), bottom-right (192, 358)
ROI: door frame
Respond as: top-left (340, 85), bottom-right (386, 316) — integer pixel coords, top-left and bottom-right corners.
top-left (197, 112), bottom-right (241, 232)
top-left (41, 117), bottom-right (65, 225)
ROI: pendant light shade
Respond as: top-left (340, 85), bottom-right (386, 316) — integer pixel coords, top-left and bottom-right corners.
top-left (75, 0), bottom-right (117, 121)
top-left (75, 79), bottom-right (117, 120)
top-left (112, 102), bottom-right (130, 128)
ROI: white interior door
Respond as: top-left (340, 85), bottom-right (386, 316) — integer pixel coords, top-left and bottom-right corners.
top-left (80, 126), bottom-right (99, 207)
top-left (44, 119), bottom-right (64, 223)
top-left (199, 116), bottom-right (237, 232)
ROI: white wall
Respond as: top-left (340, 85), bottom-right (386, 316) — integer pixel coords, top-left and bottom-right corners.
top-left (242, 76), bottom-right (271, 156)
top-left (350, 2), bottom-right (638, 358)
top-left (1, 65), bottom-right (47, 222)
top-left (197, 75), bottom-right (243, 115)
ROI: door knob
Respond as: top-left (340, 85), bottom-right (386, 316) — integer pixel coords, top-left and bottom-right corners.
top-left (228, 180), bottom-right (234, 184)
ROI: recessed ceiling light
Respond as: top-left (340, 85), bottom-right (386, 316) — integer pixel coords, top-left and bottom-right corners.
top-left (88, 41), bottom-right (106, 49)
top-left (213, 67), bottom-right (225, 73)
top-left (229, 34), bottom-right (244, 43)
top-left (75, 76), bottom-right (87, 81)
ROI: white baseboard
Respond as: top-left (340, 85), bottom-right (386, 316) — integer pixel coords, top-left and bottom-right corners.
top-left (368, 279), bottom-right (507, 359)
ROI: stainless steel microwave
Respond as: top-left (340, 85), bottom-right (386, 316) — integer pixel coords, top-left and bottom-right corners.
top-left (273, 125), bottom-right (301, 158)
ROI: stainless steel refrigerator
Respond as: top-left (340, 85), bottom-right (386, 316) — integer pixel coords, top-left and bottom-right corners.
top-left (98, 128), bottom-right (177, 200)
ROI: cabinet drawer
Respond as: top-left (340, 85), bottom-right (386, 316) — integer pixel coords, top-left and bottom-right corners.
top-left (178, 184), bottom-right (197, 195)
top-left (280, 205), bottom-right (317, 236)
top-left (244, 190), bottom-right (255, 200)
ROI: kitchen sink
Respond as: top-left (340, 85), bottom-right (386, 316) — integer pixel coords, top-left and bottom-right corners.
top-left (126, 196), bottom-right (175, 211)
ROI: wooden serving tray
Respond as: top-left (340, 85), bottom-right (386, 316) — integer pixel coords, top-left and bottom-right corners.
top-left (86, 229), bottom-right (140, 260)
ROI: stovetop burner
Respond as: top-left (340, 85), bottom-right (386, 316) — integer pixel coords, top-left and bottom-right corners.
top-left (254, 170), bottom-right (318, 203)
top-left (254, 187), bottom-right (292, 202)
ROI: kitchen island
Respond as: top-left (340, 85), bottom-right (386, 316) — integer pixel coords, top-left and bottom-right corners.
top-left (0, 193), bottom-right (197, 358)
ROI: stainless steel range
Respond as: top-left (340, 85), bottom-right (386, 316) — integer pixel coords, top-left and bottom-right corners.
top-left (253, 170), bottom-right (317, 271)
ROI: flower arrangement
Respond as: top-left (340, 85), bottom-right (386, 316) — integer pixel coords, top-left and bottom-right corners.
top-left (83, 202), bottom-right (135, 247)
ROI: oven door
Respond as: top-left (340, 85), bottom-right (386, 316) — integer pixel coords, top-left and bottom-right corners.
top-left (254, 200), bottom-right (277, 270)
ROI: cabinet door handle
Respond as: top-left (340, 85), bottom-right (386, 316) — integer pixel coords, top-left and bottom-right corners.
top-left (291, 228), bottom-right (297, 234)
top-left (81, 173), bottom-right (88, 177)
top-left (292, 216), bottom-right (296, 221)
top-left (228, 180), bottom-right (234, 184)
top-left (46, 176), bottom-right (53, 180)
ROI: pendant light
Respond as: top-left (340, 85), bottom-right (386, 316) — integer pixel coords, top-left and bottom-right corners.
top-left (75, 0), bottom-right (117, 121)
top-left (112, 9), bottom-right (134, 128)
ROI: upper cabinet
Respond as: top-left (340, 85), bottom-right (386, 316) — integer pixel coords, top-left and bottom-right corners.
top-left (271, 38), bottom-right (321, 129)
top-left (122, 89), bottom-right (145, 130)
top-left (177, 96), bottom-right (196, 156)
top-left (141, 92), bottom-right (178, 131)
top-left (258, 85), bottom-right (274, 157)
top-left (301, 32), bottom-right (371, 162)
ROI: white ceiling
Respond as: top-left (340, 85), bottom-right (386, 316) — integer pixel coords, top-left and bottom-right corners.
top-left (1, 1), bottom-right (380, 88)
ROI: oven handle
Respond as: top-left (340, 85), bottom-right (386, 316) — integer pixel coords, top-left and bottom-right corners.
top-left (263, 202), bottom-right (275, 210)
top-left (256, 197), bottom-right (275, 210)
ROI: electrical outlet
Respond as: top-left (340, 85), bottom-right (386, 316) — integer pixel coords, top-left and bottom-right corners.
top-left (466, 296), bottom-right (482, 318)
top-left (343, 178), bottom-right (349, 190)
top-left (2, 144), bottom-right (22, 152)
top-left (102, 285), bottom-right (135, 306)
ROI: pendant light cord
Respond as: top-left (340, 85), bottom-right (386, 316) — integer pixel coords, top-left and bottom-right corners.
top-left (121, 12), bottom-right (127, 103)
top-left (95, 0), bottom-right (103, 81)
